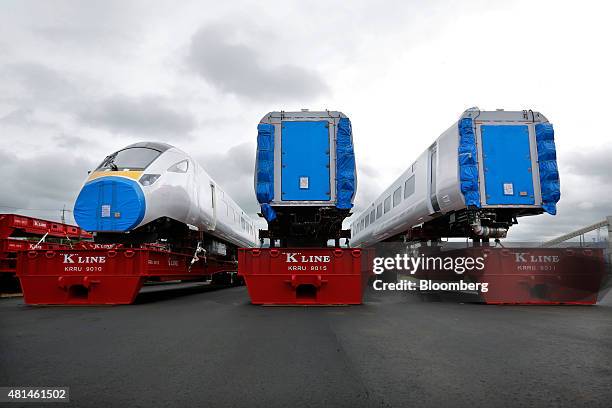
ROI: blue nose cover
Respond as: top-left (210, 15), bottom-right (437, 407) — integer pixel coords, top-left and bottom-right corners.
top-left (74, 176), bottom-right (146, 232)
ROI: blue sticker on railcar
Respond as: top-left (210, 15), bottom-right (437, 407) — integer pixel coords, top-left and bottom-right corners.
top-left (281, 121), bottom-right (331, 201)
top-left (481, 125), bottom-right (535, 205)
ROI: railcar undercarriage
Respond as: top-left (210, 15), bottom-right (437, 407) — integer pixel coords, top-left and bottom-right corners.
top-left (259, 207), bottom-right (351, 247)
top-left (388, 208), bottom-right (544, 243)
top-left (93, 217), bottom-right (238, 262)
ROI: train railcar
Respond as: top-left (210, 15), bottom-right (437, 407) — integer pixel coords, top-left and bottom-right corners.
top-left (74, 142), bottom-right (257, 253)
top-left (255, 110), bottom-right (357, 247)
top-left (351, 108), bottom-right (560, 246)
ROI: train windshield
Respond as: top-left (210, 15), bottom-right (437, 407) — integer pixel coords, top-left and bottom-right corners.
top-left (96, 147), bottom-right (161, 171)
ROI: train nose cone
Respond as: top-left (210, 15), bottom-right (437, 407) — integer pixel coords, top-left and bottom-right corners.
top-left (74, 176), bottom-right (146, 232)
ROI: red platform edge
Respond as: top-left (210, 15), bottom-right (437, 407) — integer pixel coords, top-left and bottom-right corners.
top-left (0, 214), bottom-right (91, 240)
top-left (238, 247), bottom-right (374, 305)
top-left (17, 247), bottom-right (236, 305)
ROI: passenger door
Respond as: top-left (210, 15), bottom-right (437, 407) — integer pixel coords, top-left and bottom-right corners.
top-left (209, 183), bottom-right (217, 231)
top-left (428, 144), bottom-right (441, 213)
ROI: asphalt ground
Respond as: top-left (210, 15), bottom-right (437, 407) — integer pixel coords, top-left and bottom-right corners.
top-left (1, 284), bottom-right (611, 408)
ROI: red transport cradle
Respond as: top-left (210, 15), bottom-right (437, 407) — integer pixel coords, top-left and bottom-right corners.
top-left (412, 247), bottom-right (609, 304)
top-left (17, 245), bottom-right (239, 305)
top-left (238, 247), bottom-right (373, 305)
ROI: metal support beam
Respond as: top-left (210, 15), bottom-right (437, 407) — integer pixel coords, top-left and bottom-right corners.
top-left (541, 218), bottom-right (610, 247)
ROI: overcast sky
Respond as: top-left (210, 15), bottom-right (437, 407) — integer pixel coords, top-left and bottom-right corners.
top-left (1, 0), bottom-right (611, 242)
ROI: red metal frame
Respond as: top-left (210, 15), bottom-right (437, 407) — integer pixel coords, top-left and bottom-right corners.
top-left (238, 247), bottom-right (373, 305)
top-left (17, 247), bottom-right (237, 305)
top-left (1, 214), bottom-right (91, 288)
top-left (0, 214), bottom-right (91, 240)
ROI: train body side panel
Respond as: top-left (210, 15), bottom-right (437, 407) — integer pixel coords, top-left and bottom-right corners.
top-left (435, 122), bottom-right (465, 214)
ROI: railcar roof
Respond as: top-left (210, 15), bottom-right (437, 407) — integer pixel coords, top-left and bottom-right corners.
top-left (124, 141), bottom-right (174, 152)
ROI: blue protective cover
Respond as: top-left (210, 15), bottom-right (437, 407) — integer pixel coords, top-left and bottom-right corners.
top-left (281, 121), bottom-right (331, 201)
top-left (255, 123), bottom-right (276, 221)
top-left (260, 203), bottom-right (276, 222)
top-left (535, 123), bottom-right (560, 214)
top-left (335, 117), bottom-right (356, 210)
top-left (480, 125), bottom-right (535, 205)
top-left (74, 176), bottom-right (146, 232)
top-left (458, 118), bottom-right (481, 207)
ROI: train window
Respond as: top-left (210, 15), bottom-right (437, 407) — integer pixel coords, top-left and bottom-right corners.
top-left (96, 147), bottom-right (161, 171)
top-left (404, 176), bottom-right (415, 198)
top-left (393, 187), bottom-right (402, 207)
top-left (384, 196), bottom-right (391, 213)
top-left (370, 209), bottom-right (375, 224)
top-left (376, 203), bottom-right (382, 219)
top-left (168, 160), bottom-right (189, 173)
top-left (365, 216), bottom-right (369, 228)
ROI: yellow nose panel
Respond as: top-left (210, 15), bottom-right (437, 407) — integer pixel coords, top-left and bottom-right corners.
top-left (87, 170), bottom-right (143, 182)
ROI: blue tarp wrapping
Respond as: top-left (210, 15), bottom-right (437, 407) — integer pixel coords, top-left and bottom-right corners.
top-left (255, 123), bottom-right (276, 221)
top-left (74, 176), bottom-right (146, 232)
top-left (335, 117), bottom-right (356, 210)
top-left (458, 118), bottom-right (481, 207)
top-left (260, 203), bottom-right (276, 222)
top-left (535, 123), bottom-right (560, 215)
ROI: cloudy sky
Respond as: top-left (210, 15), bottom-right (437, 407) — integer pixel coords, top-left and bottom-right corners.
top-left (1, 0), bottom-right (611, 242)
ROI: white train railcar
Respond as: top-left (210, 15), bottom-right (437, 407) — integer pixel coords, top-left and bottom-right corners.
top-left (255, 110), bottom-right (357, 247)
top-left (74, 142), bottom-right (257, 249)
top-left (350, 108), bottom-right (560, 246)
